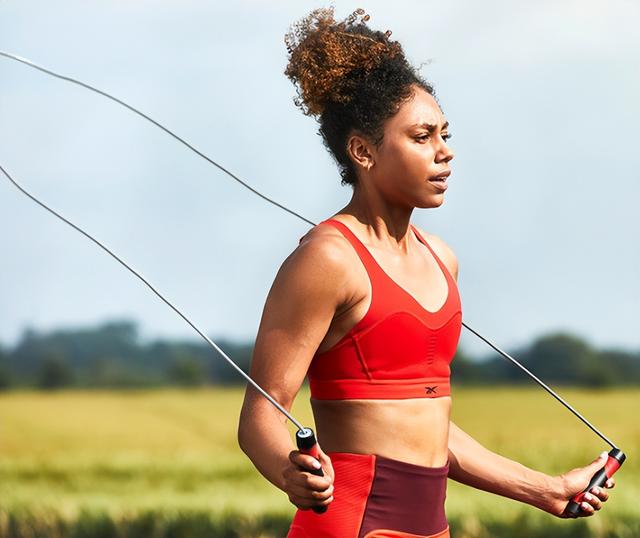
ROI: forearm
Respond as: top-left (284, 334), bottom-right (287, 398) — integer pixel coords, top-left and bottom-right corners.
top-left (447, 420), bottom-right (560, 512)
top-left (238, 394), bottom-right (296, 492)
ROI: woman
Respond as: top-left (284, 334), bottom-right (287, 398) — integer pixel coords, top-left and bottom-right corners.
top-left (238, 8), bottom-right (615, 538)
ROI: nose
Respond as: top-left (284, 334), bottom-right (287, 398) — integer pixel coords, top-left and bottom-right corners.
top-left (436, 137), bottom-right (454, 163)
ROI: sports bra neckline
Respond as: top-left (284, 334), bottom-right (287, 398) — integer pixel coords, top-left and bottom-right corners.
top-left (323, 218), bottom-right (452, 316)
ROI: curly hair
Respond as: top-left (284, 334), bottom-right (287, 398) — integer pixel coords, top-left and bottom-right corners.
top-left (284, 7), bottom-right (435, 187)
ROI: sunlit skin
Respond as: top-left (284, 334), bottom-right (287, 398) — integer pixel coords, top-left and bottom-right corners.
top-left (238, 84), bottom-right (615, 517)
top-left (310, 87), bottom-right (454, 469)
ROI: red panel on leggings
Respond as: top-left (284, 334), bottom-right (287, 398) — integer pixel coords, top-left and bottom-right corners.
top-left (287, 453), bottom-right (375, 538)
top-left (286, 452), bottom-right (449, 538)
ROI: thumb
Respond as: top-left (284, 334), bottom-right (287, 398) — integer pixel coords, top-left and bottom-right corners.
top-left (317, 447), bottom-right (332, 467)
top-left (316, 447), bottom-right (334, 481)
top-left (589, 451), bottom-right (609, 469)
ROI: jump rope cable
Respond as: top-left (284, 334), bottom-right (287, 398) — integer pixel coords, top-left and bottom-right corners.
top-left (0, 50), bottom-right (618, 449)
top-left (0, 161), bottom-right (305, 431)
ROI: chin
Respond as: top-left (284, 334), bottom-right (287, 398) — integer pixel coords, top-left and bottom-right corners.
top-left (416, 196), bottom-right (445, 209)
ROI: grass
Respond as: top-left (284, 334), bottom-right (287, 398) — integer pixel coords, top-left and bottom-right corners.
top-left (0, 386), bottom-right (638, 537)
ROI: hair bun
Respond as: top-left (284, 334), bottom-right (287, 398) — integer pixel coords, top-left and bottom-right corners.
top-left (284, 7), bottom-right (402, 116)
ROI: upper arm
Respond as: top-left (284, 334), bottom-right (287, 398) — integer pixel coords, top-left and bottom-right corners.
top-left (242, 231), bottom-right (352, 415)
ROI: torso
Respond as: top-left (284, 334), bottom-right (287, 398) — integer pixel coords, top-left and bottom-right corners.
top-left (306, 215), bottom-right (456, 467)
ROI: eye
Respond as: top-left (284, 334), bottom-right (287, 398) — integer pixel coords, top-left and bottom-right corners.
top-left (416, 132), bottom-right (452, 143)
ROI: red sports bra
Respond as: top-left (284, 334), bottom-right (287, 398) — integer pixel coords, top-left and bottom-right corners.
top-left (306, 218), bottom-right (462, 400)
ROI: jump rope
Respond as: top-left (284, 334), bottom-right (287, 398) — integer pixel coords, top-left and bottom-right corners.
top-left (0, 51), bottom-right (625, 517)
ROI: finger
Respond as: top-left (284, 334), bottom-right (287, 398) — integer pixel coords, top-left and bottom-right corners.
top-left (317, 494), bottom-right (334, 507)
top-left (309, 484), bottom-right (334, 501)
top-left (290, 471), bottom-right (332, 492)
top-left (299, 494), bottom-right (334, 510)
top-left (289, 481), bottom-right (334, 501)
top-left (605, 478), bottom-right (616, 489)
top-left (290, 451), bottom-right (323, 473)
top-left (289, 485), bottom-right (335, 509)
top-left (317, 451), bottom-right (334, 483)
top-left (293, 495), bottom-right (334, 510)
top-left (588, 452), bottom-right (609, 470)
top-left (580, 501), bottom-right (595, 516)
top-left (582, 492), bottom-right (602, 511)
top-left (303, 473), bottom-right (333, 492)
top-left (590, 486), bottom-right (609, 502)
top-left (290, 450), bottom-right (321, 469)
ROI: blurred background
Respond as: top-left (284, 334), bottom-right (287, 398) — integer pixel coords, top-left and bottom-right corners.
top-left (1, 1), bottom-right (638, 537)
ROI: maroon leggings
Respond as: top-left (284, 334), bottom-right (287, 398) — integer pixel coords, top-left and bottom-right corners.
top-left (287, 452), bottom-right (450, 538)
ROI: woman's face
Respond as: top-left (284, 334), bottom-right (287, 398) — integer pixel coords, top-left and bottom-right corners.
top-left (368, 85), bottom-right (454, 209)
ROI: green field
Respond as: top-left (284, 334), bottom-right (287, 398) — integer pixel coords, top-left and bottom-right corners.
top-left (0, 387), bottom-right (638, 537)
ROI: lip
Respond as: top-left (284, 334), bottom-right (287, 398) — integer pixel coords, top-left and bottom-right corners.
top-left (428, 170), bottom-right (450, 191)
top-left (431, 170), bottom-right (451, 180)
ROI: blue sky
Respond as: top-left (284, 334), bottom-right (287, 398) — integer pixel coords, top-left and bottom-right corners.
top-left (1, 0), bottom-right (638, 358)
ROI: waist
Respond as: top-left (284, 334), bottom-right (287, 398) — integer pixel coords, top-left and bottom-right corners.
top-left (311, 396), bottom-right (451, 467)
top-left (327, 451), bottom-right (450, 475)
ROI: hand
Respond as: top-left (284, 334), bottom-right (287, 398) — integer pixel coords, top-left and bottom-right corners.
top-left (548, 452), bottom-right (616, 518)
top-left (282, 447), bottom-right (335, 510)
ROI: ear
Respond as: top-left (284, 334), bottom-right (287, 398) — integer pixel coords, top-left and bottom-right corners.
top-left (346, 133), bottom-right (375, 172)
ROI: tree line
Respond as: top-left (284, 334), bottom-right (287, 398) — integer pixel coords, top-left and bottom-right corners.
top-left (0, 319), bottom-right (638, 390)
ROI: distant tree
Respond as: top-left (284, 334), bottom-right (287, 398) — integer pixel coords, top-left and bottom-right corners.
top-left (4, 319), bottom-right (638, 389)
top-left (523, 332), bottom-right (597, 384)
top-left (37, 353), bottom-right (75, 389)
top-left (581, 361), bottom-right (617, 388)
top-left (0, 370), bottom-right (10, 390)
top-left (88, 357), bottom-right (152, 388)
top-left (451, 348), bottom-right (484, 384)
top-left (168, 357), bottom-right (207, 387)
top-left (595, 349), bottom-right (640, 386)
top-left (210, 339), bottom-right (253, 384)
top-left (0, 347), bottom-right (11, 390)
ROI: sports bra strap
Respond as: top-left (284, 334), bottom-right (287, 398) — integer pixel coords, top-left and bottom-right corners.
top-left (409, 224), bottom-right (452, 282)
top-left (320, 219), bottom-right (382, 270)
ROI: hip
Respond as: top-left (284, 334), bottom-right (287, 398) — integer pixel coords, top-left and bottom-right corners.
top-left (287, 451), bottom-right (450, 538)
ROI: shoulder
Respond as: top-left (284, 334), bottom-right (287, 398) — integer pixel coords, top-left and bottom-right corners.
top-left (294, 223), bottom-right (354, 272)
top-left (413, 224), bottom-right (459, 281)
top-left (276, 223), bottom-right (356, 302)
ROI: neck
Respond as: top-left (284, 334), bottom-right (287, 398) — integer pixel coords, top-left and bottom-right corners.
top-left (340, 184), bottom-right (414, 251)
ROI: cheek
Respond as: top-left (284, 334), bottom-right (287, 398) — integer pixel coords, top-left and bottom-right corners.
top-left (389, 142), bottom-right (435, 180)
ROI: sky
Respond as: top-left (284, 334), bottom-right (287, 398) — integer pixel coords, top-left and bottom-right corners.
top-left (1, 0), bottom-right (639, 359)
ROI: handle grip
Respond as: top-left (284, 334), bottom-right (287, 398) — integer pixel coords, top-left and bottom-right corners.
top-left (296, 428), bottom-right (328, 514)
top-left (563, 448), bottom-right (626, 517)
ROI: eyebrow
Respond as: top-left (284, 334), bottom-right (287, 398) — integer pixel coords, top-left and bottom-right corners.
top-left (410, 121), bottom-right (449, 131)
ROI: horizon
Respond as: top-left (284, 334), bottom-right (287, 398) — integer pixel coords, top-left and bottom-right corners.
top-left (1, 1), bottom-right (639, 357)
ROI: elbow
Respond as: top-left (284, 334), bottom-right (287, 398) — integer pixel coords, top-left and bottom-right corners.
top-left (237, 397), bottom-right (266, 456)
top-left (237, 413), bottom-right (252, 456)
top-left (237, 425), bottom-right (246, 455)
